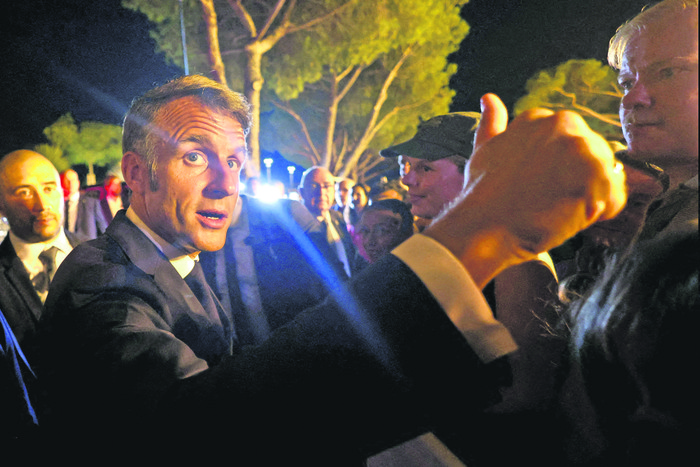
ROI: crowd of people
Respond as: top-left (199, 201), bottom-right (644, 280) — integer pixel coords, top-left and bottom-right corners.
top-left (0, 1), bottom-right (696, 465)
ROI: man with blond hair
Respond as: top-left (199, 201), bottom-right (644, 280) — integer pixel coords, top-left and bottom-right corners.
top-left (610, 0), bottom-right (698, 239)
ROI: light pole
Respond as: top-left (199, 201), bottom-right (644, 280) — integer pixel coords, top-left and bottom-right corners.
top-left (263, 158), bottom-right (273, 182)
top-left (287, 166), bottom-right (296, 189)
top-left (178, 0), bottom-right (189, 74)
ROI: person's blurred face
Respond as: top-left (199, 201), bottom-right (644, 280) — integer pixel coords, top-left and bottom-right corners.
top-left (300, 168), bottom-right (335, 217)
top-left (123, 96), bottom-right (247, 254)
top-left (60, 170), bottom-right (80, 200)
top-left (0, 151), bottom-right (64, 243)
top-left (359, 209), bottom-right (404, 263)
top-left (104, 176), bottom-right (122, 199)
top-left (398, 155), bottom-right (464, 219)
top-left (351, 185), bottom-right (368, 211)
top-left (335, 179), bottom-right (354, 208)
top-left (618, 9), bottom-right (698, 169)
top-left (583, 164), bottom-right (664, 248)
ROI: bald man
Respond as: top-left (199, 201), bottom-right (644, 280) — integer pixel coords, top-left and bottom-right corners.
top-left (0, 150), bottom-right (80, 345)
top-left (299, 166), bottom-right (359, 277)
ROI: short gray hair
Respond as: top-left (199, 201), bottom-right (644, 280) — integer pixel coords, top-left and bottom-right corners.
top-left (608, 0), bottom-right (699, 69)
top-left (122, 74), bottom-right (252, 190)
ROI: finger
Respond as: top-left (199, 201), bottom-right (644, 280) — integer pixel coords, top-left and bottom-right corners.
top-left (596, 159), bottom-right (628, 222)
top-left (473, 93), bottom-right (508, 150)
top-left (581, 132), bottom-right (628, 223)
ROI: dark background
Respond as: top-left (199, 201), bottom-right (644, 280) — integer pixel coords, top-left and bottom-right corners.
top-left (1, 0), bottom-right (651, 157)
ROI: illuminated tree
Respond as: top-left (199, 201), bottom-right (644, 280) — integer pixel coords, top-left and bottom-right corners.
top-left (122, 0), bottom-right (469, 181)
top-left (41, 114), bottom-right (123, 185)
top-left (514, 59), bottom-right (623, 141)
top-left (34, 144), bottom-right (70, 173)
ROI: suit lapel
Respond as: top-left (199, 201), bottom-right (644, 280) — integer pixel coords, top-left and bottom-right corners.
top-left (105, 213), bottom-right (231, 352)
top-left (0, 238), bottom-right (43, 322)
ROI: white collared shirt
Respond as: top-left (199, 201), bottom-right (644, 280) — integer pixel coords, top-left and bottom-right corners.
top-left (125, 207), bottom-right (197, 278)
top-left (11, 229), bottom-right (74, 302)
top-left (11, 230), bottom-right (73, 278)
top-left (392, 235), bottom-right (517, 363)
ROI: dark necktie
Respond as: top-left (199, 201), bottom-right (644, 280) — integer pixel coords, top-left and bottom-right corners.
top-left (32, 246), bottom-right (59, 297)
top-left (184, 261), bottom-right (236, 349)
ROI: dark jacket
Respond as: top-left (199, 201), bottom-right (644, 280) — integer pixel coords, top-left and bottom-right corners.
top-left (199, 195), bottom-right (345, 346)
top-left (36, 211), bottom-right (506, 464)
top-left (0, 232), bottom-right (80, 347)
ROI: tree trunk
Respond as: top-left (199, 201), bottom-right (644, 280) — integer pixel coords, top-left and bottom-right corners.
top-left (199, 0), bottom-right (227, 86)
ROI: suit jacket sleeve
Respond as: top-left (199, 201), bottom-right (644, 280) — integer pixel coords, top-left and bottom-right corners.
top-left (37, 216), bottom-right (513, 463)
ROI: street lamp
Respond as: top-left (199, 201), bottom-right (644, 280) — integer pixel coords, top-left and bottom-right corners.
top-left (263, 158), bottom-right (273, 182)
top-left (287, 166), bottom-right (296, 188)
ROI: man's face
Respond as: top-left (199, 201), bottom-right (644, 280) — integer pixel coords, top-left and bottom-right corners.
top-left (301, 168), bottom-right (335, 217)
top-left (351, 185), bottom-right (368, 210)
top-left (60, 170), bottom-right (80, 200)
top-left (104, 176), bottom-right (122, 199)
top-left (335, 179), bottom-right (354, 208)
top-left (128, 96), bottom-right (247, 254)
top-left (359, 209), bottom-right (404, 263)
top-left (618, 9), bottom-right (698, 168)
top-left (0, 153), bottom-right (64, 243)
top-left (398, 155), bottom-right (464, 219)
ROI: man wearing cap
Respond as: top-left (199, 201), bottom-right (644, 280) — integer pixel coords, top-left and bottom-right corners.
top-left (380, 112), bottom-right (480, 227)
top-left (374, 112), bottom-right (563, 464)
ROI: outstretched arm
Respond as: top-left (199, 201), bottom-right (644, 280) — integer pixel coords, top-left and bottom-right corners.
top-left (424, 93), bottom-right (626, 289)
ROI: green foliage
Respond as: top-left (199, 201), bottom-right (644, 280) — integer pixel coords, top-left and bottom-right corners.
top-left (514, 59), bottom-right (623, 140)
top-left (42, 114), bottom-right (123, 176)
top-left (262, 0), bottom-right (470, 179)
top-left (33, 144), bottom-right (70, 173)
top-left (122, 0), bottom-right (470, 180)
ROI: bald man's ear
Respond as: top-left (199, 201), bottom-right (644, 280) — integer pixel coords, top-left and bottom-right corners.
top-left (121, 152), bottom-right (148, 195)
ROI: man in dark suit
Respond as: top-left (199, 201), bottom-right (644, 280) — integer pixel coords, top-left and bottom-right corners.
top-left (36, 75), bottom-right (626, 463)
top-left (299, 166), bottom-right (360, 277)
top-left (0, 150), bottom-right (80, 347)
top-left (199, 194), bottom-right (342, 347)
top-left (59, 169), bottom-right (81, 235)
top-left (75, 174), bottom-right (127, 240)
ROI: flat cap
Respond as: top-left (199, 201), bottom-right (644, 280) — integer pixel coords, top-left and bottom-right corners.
top-left (380, 112), bottom-right (480, 161)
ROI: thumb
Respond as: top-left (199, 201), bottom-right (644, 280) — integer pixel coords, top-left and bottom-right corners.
top-left (474, 93), bottom-right (508, 151)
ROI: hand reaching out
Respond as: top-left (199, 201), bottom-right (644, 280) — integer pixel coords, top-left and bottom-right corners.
top-left (425, 94), bottom-right (627, 287)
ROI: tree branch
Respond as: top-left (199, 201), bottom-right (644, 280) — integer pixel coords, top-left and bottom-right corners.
top-left (257, 0), bottom-right (290, 41)
top-left (227, 0), bottom-right (257, 38)
top-left (200, 0), bottom-right (227, 85)
top-left (272, 100), bottom-right (322, 163)
top-left (552, 88), bottom-right (622, 127)
top-left (336, 65), bottom-right (365, 103)
top-left (341, 45), bottom-right (414, 176)
top-left (286, 0), bottom-right (354, 34)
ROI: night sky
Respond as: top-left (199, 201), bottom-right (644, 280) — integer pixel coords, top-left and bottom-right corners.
top-left (1, 0), bottom-right (651, 157)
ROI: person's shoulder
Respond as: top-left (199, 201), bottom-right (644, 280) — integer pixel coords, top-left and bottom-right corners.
top-left (79, 187), bottom-right (103, 203)
top-left (49, 234), bottom-right (146, 308)
top-left (0, 234), bottom-right (15, 260)
top-left (329, 209), bottom-right (345, 223)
